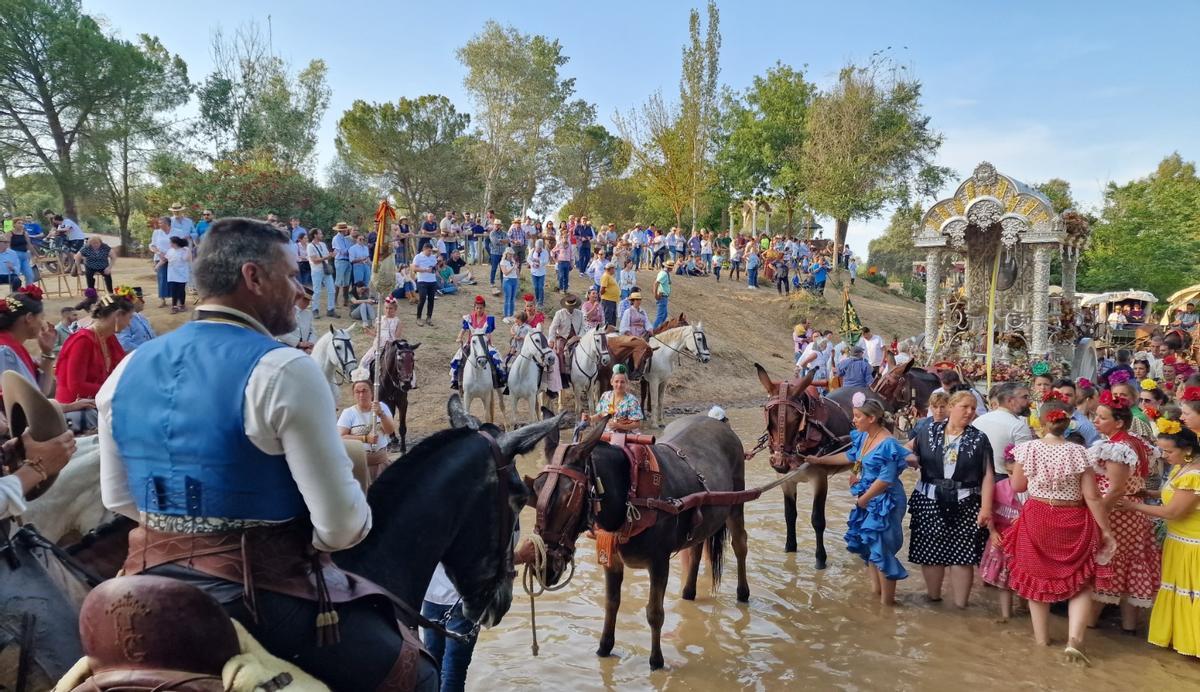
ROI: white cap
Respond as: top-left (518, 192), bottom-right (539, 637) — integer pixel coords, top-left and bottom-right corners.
top-left (350, 368), bottom-right (371, 384)
top-left (707, 405), bottom-right (727, 421)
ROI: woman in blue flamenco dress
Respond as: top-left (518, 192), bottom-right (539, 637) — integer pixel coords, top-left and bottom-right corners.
top-left (808, 396), bottom-right (909, 604)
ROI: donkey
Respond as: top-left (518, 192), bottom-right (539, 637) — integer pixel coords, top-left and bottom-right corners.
top-left (754, 364), bottom-right (854, 569)
top-left (531, 414), bottom-right (750, 670)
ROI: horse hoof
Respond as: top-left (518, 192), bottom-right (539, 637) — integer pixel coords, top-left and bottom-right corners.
top-left (784, 542), bottom-right (797, 553)
top-left (649, 655), bottom-right (665, 670)
top-left (737, 586), bottom-right (750, 603)
top-left (596, 644), bottom-right (614, 658)
top-left (681, 587), bottom-right (696, 601)
top-left (814, 559), bottom-right (827, 571)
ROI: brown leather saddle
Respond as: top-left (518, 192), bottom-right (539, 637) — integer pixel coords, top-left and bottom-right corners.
top-left (70, 575), bottom-right (241, 691)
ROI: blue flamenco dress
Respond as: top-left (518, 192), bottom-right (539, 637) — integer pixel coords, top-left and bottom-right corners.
top-left (843, 430), bottom-right (909, 580)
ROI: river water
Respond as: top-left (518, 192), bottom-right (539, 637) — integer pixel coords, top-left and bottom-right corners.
top-left (468, 407), bottom-right (1198, 691)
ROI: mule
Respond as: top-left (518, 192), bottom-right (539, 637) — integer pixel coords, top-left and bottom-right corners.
top-left (642, 323), bottom-right (711, 427)
top-left (377, 339), bottom-right (419, 453)
top-left (754, 364), bottom-right (854, 568)
top-left (311, 324), bottom-right (358, 403)
top-left (505, 330), bottom-right (557, 427)
top-left (461, 333), bottom-right (507, 425)
top-left (825, 360), bottom-right (939, 433)
top-left (530, 414), bottom-right (750, 670)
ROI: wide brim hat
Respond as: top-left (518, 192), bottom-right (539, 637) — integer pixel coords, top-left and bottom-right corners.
top-left (663, 260), bottom-right (676, 267)
top-left (560, 293), bottom-right (580, 308)
top-left (332, 222), bottom-right (351, 231)
top-left (629, 292), bottom-right (643, 300)
top-left (3, 370), bottom-right (67, 442)
top-left (168, 203), bottom-right (185, 213)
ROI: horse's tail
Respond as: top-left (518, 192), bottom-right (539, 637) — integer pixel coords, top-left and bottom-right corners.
top-left (706, 523), bottom-right (727, 591)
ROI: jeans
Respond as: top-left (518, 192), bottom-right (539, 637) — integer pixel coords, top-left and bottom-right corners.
top-left (351, 301), bottom-right (376, 325)
top-left (731, 260), bottom-right (741, 281)
top-left (776, 275), bottom-right (790, 294)
top-left (556, 261), bottom-right (571, 291)
top-left (442, 241), bottom-right (457, 260)
top-left (748, 267), bottom-right (759, 287)
top-left (13, 251), bottom-right (34, 285)
top-left (632, 246), bottom-right (643, 269)
top-left (351, 263), bottom-right (371, 286)
top-left (298, 261), bottom-right (312, 287)
top-left (156, 263), bottom-right (169, 299)
top-left (334, 258), bottom-right (352, 287)
top-left (532, 274), bottom-right (546, 306)
top-left (312, 270), bottom-right (336, 311)
top-left (416, 281), bottom-right (437, 319)
top-left (421, 601), bottom-right (477, 692)
top-left (602, 299), bottom-right (617, 326)
top-left (502, 278), bottom-right (518, 317)
top-left (577, 246), bottom-right (591, 274)
top-left (489, 254), bottom-right (502, 285)
top-left (654, 296), bottom-right (669, 330)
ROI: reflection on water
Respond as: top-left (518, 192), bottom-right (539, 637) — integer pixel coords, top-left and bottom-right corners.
top-left (469, 408), bottom-right (1197, 690)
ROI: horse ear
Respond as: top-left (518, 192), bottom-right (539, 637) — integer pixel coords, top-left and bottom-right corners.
top-left (755, 363), bottom-right (775, 395)
top-left (328, 324), bottom-right (336, 335)
top-left (345, 323), bottom-right (357, 332)
top-left (901, 358), bottom-right (915, 375)
top-left (447, 394), bottom-right (479, 430)
top-left (575, 417), bottom-right (610, 457)
top-left (798, 369), bottom-right (814, 391)
top-left (497, 414), bottom-right (568, 459)
top-left (540, 406), bottom-right (560, 462)
top-left (522, 475), bottom-right (538, 506)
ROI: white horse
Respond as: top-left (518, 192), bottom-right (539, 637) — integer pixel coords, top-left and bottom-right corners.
top-left (570, 327), bottom-right (612, 414)
top-left (20, 435), bottom-right (108, 541)
top-left (462, 333), bottom-right (507, 425)
top-left (506, 329), bottom-right (556, 427)
top-left (644, 323), bottom-right (711, 427)
top-left (311, 324), bottom-right (358, 402)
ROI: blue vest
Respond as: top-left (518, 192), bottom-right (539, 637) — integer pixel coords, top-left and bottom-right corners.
top-left (111, 321), bottom-right (306, 520)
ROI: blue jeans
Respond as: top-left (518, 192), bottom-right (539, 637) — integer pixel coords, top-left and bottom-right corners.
top-left (334, 258), bottom-right (351, 287)
top-left (532, 274), bottom-right (546, 306)
top-left (632, 246), bottom-right (643, 268)
top-left (502, 278), bottom-right (518, 316)
top-left (653, 296), bottom-right (669, 330)
top-left (421, 601), bottom-right (476, 692)
top-left (577, 246), bottom-right (591, 273)
top-left (556, 261), bottom-right (571, 291)
top-left (489, 254), bottom-right (502, 285)
top-left (14, 251), bottom-right (34, 285)
top-left (442, 241), bottom-right (457, 260)
top-left (748, 267), bottom-right (759, 287)
top-left (311, 270), bottom-right (336, 310)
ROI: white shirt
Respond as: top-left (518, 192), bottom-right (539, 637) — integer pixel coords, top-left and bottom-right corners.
top-left (62, 218), bottom-right (85, 241)
top-left (529, 249), bottom-right (549, 277)
top-left (165, 246), bottom-right (190, 283)
top-left (307, 241), bottom-right (329, 268)
top-left (279, 306), bottom-right (315, 347)
top-left (0, 474), bottom-right (27, 520)
top-left (98, 306), bottom-right (371, 553)
top-left (548, 308), bottom-right (584, 339)
top-left (337, 403), bottom-right (393, 452)
top-left (423, 562), bottom-right (460, 606)
top-left (972, 408), bottom-right (1035, 475)
top-left (412, 252), bottom-right (438, 283)
top-left (150, 228), bottom-right (171, 256)
top-left (857, 335), bottom-right (885, 367)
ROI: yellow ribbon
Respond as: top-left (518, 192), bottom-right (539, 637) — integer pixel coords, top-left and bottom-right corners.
top-left (985, 250), bottom-right (1001, 390)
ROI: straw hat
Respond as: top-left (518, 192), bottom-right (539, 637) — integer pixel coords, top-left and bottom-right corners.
top-left (2, 370), bottom-right (67, 442)
top-left (332, 222), bottom-right (351, 232)
top-left (629, 292), bottom-right (643, 301)
top-left (560, 293), bottom-right (580, 308)
top-left (663, 260), bottom-right (676, 268)
top-left (168, 203), bottom-right (185, 213)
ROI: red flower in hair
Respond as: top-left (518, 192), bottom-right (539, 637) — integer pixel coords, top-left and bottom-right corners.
top-left (17, 285), bottom-right (43, 301)
top-left (0, 300), bottom-right (9, 313)
top-left (1182, 386), bottom-right (1200, 403)
top-left (1043, 410), bottom-right (1069, 423)
top-left (1144, 405), bottom-right (1160, 420)
top-left (1043, 390), bottom-right (1071, 404)
top-left (1099, 389), bottom-right (1130, 409)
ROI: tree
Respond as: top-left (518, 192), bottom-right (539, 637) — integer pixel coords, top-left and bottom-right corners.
top-left (564, 176), bottom-right (641, 229)
top-left (616, 92), bottom-right (693, 228)
top-left (0, 0), bottom-right (162, 218)
top-left (678, 1), bottom-right (720, 231)
top-left (867, 203), bottom-right (924, 277)
top-left (83, 34), bottom-right (190, 251)
top-left (335, 95), bottom-right (478, 217)
top-left (458, 21), bottom-right (575, 215)
top-left (1079, 153), bottom-right (1200, 301)
top-left (193, 22), bottom-right (330, 170)
top-left (1033, 178), bottom-right (1079, 214)
top-left (547, 102), bottom-right (629, 214)
top-left (717, 62), bottom-right (815, 231)
top-left (802, 57), bottom-right (950, 266)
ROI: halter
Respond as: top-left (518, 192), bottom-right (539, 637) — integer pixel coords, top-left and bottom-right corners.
top-left (653, 326), bottom-right (710, 364)
top-left (594, 330), bottom-right (612, 367)
top-left (532, 442), bottom-right (593, 574)
top-left (383, 341), bottom-right (416, 392)
top-left (329, 331), bottom-right (357, 385)
top-left (761, 381), bottom-right (843, 472)
top-left (470, 333), bottom-right (491, 366)
top-left (518, 331), bottom-right (556, 372)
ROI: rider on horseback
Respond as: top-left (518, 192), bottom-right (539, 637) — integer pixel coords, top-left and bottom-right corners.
top-left (618, 292), bottom-right (651, 338)
top-left (450, 295), bottom-right (505, 391)
top-left (549, 293), bottom-right (584, 388)
top-left (97, 218), bottom-right (433, 691)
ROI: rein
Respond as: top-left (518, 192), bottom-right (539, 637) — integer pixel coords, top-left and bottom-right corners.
top-left (329, 333), bottom-right (357, 385)
top-left (651, 328), bottom-right (709, 364)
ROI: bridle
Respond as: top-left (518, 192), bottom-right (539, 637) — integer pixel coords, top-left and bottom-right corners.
top-left (532, 442), bottom-right (594, 579)
top-left (594, 330), bottom-right (612, 367)
top-left (385, 341), bottom-right (416, 392)
top-left (761, 381), bottom-right (843, 472)
top-left (470, 333), bottom-right (490, 367)
top-left (519, 331), bottom-right (556, 372)
top-left (653, 326), bottom-right (710, 364)
top-left (329, 331), bottom-right (357, 384)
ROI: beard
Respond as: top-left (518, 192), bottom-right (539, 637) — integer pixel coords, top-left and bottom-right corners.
top-left (1018, 404), bottom-right (1032, 417)
top-left (262, 299), bottom-right (297, 336)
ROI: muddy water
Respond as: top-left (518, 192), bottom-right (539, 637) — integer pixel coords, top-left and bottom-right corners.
top-left (469, 407), bottom-right (1199, 691)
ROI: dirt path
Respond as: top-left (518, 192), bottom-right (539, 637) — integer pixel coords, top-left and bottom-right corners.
top-left (44, 260), bottom-right (923, 430)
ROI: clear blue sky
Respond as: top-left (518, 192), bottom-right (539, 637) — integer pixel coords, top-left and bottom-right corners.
top-left (86, 0), bottom-right (1200, 249)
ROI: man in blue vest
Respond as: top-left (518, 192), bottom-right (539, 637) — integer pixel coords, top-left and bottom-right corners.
top-left (97, 217), bottom-right (433, 691)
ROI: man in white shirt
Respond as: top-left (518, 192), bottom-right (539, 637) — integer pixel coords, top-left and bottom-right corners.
top-left (52, 213), bottom-right (86, 251)
top-left (279, 287), bottom-right (316, 352)
top-left (548, 292), bottom-right (585, 388)
top-left (857, 327), bottom-right (885, 375)
top-left (411, 244), bottom-right (440, 326)
top-left (970, 381), bottom-right (1034, 479)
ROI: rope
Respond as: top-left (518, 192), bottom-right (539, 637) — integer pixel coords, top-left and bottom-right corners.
top-left (520, 534), bottom-right (575, 657)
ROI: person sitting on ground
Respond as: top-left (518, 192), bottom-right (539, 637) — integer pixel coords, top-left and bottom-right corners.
top-left (445, 248), bottom-right (475, 285)
top-left (347, 282), bottom-right (378, 332)
top-left (434, 256), bottom-right (459, 296)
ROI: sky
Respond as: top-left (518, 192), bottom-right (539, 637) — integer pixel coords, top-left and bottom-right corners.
top-left (85, 0), bottom-right (1200, 250)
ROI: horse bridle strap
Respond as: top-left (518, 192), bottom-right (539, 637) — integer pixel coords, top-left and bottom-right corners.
top-left (534, 444), bottom-right (590, 561)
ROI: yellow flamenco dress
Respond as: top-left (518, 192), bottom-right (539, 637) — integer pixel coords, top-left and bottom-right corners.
top-left (1149, 466), bottom-right (1200, 657)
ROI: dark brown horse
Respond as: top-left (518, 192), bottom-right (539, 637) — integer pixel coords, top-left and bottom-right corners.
top-left (824, 359), bottom-right (939, 432)
top-left (754, 364), bottom-right (853, 568)
top-left (377, 339), bottom-right (419, 453)
top-left (596, 335), bottom-right (654, 394)
top-left (530, 413), bottom-right (750, 670)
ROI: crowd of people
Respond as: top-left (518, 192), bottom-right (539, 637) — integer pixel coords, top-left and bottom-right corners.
top-left (800, 330), bottom-right (1200, 665)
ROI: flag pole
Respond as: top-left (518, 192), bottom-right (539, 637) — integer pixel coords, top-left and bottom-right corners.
top-left (370, 199), bottom-right (395, 441)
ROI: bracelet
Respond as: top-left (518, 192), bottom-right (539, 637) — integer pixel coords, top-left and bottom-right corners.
top-left (361, 435), bottom-right (368, 443)
top-left (25, 458), bottom-right (48, 482)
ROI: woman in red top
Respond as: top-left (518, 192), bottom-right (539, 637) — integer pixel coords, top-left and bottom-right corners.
top-left (522, 293), bottom-right (545, 330)
top-left (56, 287), bottom-right (135, 430)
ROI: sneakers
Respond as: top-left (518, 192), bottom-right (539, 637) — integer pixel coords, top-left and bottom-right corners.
top-left (327, 309), bottom-right (340, 317)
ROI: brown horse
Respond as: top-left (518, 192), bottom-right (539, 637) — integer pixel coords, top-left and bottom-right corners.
top-left (530, 414), bottom-right (750, 670)
top-left (754, 364), bottom-right (853, 568)
top-left (377, 339), bottom-right (419, 453)
top-left (596, 335), bottom-right (654, 395)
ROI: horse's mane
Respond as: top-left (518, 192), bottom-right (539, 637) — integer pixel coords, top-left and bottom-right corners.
top-left (651, 325), bottom-right (691, 343)
top-left (368, 423), bottom-right (503, 500)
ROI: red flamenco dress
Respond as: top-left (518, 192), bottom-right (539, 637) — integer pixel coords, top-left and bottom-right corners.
top-left (55, 328), bottom-right (126, 404)
top-left (1087, 430), bottom-right (1161, 608)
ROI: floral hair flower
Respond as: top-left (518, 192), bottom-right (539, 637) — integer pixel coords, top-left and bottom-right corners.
top-left (1076, 377), bottom-right (1094, 390)
top-left (1182, 386), bottom-right (1200, 403)
top-left (16, 285), bottom-right (43, 301)
top-left (1140, 378), bottom-right (1158, 391)
top-left (1031, 361), bottom-right (1051, 377)
top-left (1043, 390), bottom-right (1071, 404)
top-left (1043, 409), bottom-right (1069, 423)
top-left (1099, 389), bottom-right (1131, 409)
top-left (1143, 405), bottom-right (1159, 420)
top-left (851, 391), bottom-right (867, 408)
top-left (1158, 418), bottom-right (1182, 435)
top-left (1002, 443), bottom-right (1016, 463)
top-left (1108, 369), bottom-right (1132, 385)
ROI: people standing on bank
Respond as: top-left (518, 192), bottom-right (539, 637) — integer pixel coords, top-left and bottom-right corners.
top-left (653, 260), bottom-right (673, 331)
top-left (307, 229), bottom-right (338, 318)
top-left (411, 243), bottom-right (439, 327)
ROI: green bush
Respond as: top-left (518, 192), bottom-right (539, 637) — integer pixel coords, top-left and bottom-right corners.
top-left (863, 272), bottom-right (889, 288)
top-left (901, 276), bottom-right (926, 302)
